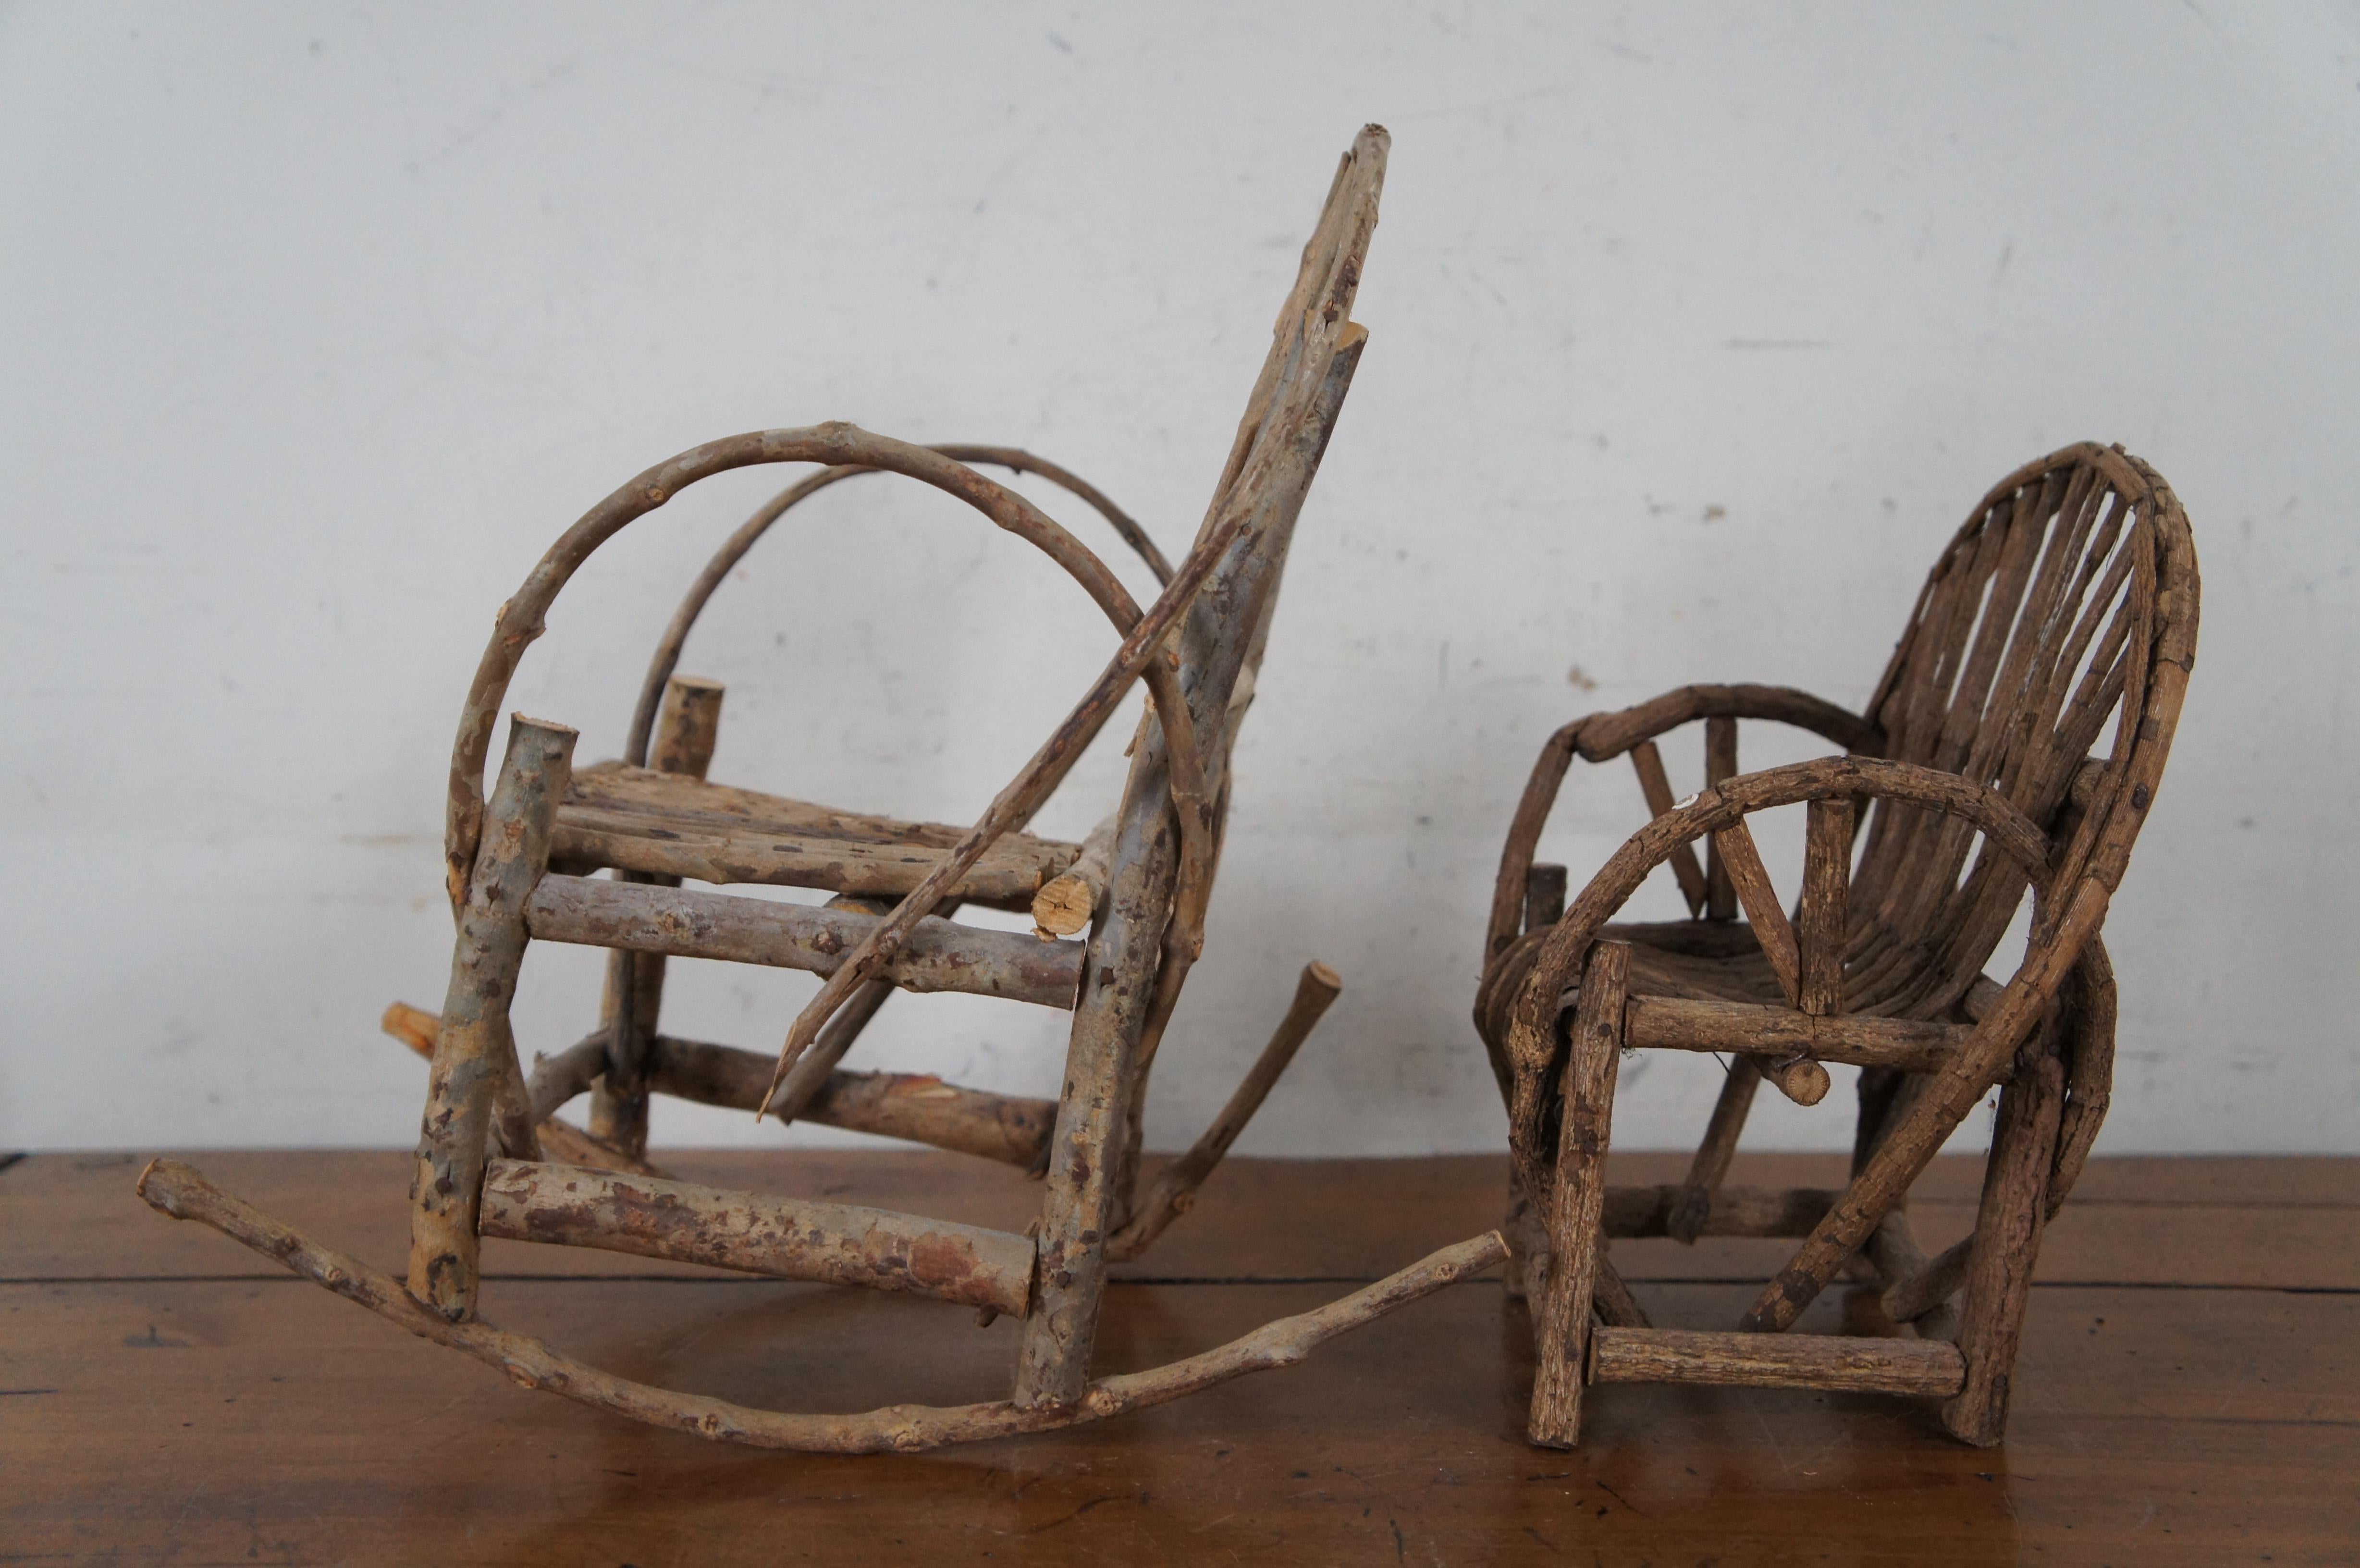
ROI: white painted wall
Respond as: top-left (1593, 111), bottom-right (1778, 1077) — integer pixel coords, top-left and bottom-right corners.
top-left (4, 3), bottom-right (2353, 1156)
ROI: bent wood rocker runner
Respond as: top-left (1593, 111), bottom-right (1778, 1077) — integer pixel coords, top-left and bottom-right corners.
top-left (1475, 442), bottom-right (2199, 1447)
top-left (139, 125), bottom-right (1508, 1452)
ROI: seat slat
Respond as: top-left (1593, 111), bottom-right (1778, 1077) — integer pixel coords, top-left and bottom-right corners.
top-left (525, 874), bottom-right (1082, 1010)
top-left (555, 762), bottom-right (1079, 905)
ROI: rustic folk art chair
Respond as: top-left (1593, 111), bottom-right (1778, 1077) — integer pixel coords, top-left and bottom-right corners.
top-left (140, 126), bottom-right (1509, 1453)
top-left (1475, 443), bottom-right (2198, 1447)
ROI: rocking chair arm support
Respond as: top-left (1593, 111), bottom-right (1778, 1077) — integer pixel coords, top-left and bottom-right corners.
top-left (444, 424), bottom-right (1208, 920)
top-left (1482, 718), bottom-right (1587, 963)
top-left (934, 446), bottom-right (1172, 585)
top-left (623, 446), bottom-right (1172, 768)
top-left (1572, 683), bottom-right (1882, 765)
top-left (1494, 756), bottom-right (2059, 1204)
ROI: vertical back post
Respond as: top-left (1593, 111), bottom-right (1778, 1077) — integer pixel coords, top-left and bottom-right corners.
top-left (591, 675), bottom-right (724, 1153)
top-left (1014, 127), bottom-right (1387, 1405)
top-left (1703, 718), bottom-right (1739, 919)
top-left (1012, 793), bottom-right (1179, 1403)
top-left (1797, 796), bottom-right (1854, 1015)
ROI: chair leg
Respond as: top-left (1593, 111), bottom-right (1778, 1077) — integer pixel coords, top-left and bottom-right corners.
top-left (1941, 1042), bottom-right (2065, 1445)
top-left (409, 716), bottom-right (576, 1321)
top-left (1670, 1057), bottom-right (1761, 1243)
top-left (590, 947), bottom-right (664, 1154)
top-left (590, 675), bottom-right (722, 1155)
top-left (1529, 941), bottom-right (1630, 1448)
top-left (1500, 1174), bottom-right (1545, 1300)
top-left (1013, 808), bottom-right (1179, 1407)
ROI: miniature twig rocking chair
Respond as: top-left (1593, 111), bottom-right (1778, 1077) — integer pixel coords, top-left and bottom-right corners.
top-left (1475, 443), bottom-right (2199, 1447)
top-left (140, 125), bottom-right (1509, 1452)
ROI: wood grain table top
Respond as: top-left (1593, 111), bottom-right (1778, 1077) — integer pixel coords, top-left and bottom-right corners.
top-left (5, 1147), bottom-right (2353, 1564)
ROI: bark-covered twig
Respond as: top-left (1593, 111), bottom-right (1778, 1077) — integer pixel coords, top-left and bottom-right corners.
top-left (1589, 1327), bottom-right (1964, 1396)
top-left (1017, 127), bottom-right (1389, 1406)
top-left (381, 1004), bottom-right (655, 1176)
top-left (411, 715), bottom-right (575, 1320)
top-left (449, 427), bottom-right (1179, 907)
top-left (478, 1160), bottom-right (1035, 1315)
top-left (525, 875), bottom-right (1082, 1010)
top-left (591, 673), bottom-right (724, 1154)
top-left (1029, 813), bottom-right (1119, 937)
top-left (649, 1033), bottom-right (1056, 1169)
top-left (1106, 961), bottom-right (1341, 1261)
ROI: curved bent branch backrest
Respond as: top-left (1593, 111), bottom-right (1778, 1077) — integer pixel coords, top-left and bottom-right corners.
top-left (1850, 443), bottom-right (2199, 1017)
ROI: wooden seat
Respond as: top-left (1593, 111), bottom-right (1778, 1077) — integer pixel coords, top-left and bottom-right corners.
top-left (550, 760), bottom-right (1085, 910)
top-left (1476, 442), bottom-right (2199, 1449)
top-left (1599, 923), bottom-right (1785, 1006)
top-left (141, 125), bottom-right (1512, 1455)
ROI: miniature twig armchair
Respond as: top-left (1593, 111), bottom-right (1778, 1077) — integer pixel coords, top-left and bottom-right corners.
top-left (140, 125), bottom-right (1511, 1452)
top-left (1475, 443), bottom-right (2199, 1447)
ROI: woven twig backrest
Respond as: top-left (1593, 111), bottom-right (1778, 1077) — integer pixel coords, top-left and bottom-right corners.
top-left (1849, 443), bottom-right (2199, 1018)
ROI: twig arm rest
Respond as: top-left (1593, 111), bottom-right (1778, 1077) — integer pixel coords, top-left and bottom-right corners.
top-left (626, 446), bottom-right (1173, 769)
top-left (1571, 684), bottom-right (1882, 764)
top-left (1482, 720), bottom-right (1590, 965)
top-left (1482, 686), bottom-right (1879, 965)
top-left (443, 425), bottom-right (1206, 925)
top-left (1498, 756), bottom-right (2057, 1211)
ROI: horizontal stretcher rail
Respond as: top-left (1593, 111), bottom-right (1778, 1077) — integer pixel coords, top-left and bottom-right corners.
top-left (1587, 1327), bottom-right (1966, 1396)
top-left (525, 874), bottom-right (1082, 1009)
top-left (1601, 1183), bottom-right (1837, 1240)
top-left (477, 1159), bottom-right (1035, 1316)
top-left (389, 1004), bottom-right (1058, 1171)
top-left (647, 1036), bottom-right (1056, 1169)
top-left (1622, 996), bottom-right (1989, 1077)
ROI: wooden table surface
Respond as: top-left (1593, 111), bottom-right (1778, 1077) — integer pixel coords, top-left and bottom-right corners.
top-left (5, 1146), bottom-right (2353, 1564)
